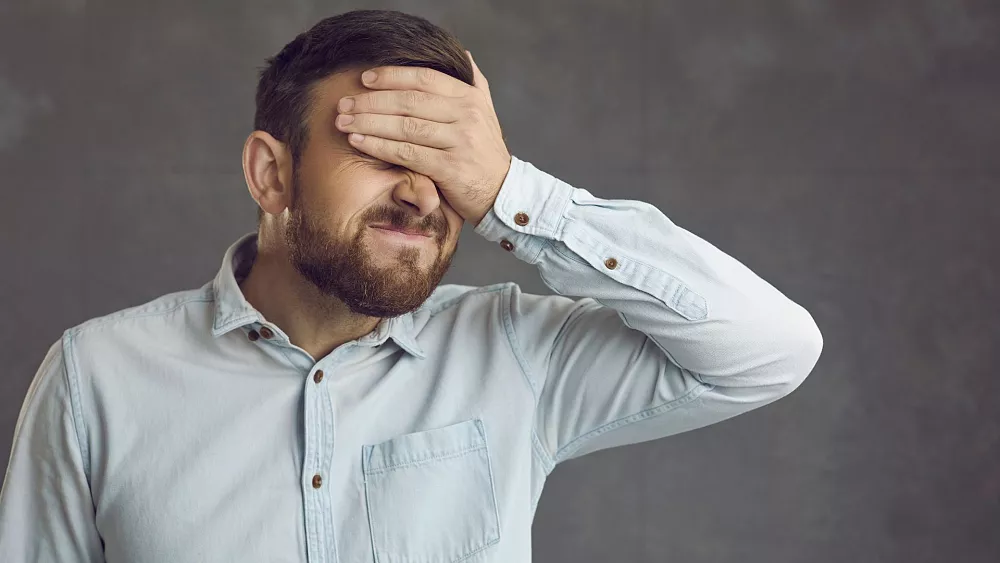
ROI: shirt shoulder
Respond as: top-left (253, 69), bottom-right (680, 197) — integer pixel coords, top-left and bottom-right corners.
top-left (64, 283), bottom-right (214, 340)
top-left (420, 281), bottom-right (579, 323)
top-left (421, 281), bottom-right (515, 316)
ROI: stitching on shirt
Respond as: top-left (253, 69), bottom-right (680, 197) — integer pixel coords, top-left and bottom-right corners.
top-left (362, 472), bottom-right (379, 563)
top-left (215, 312), bottom-right (260, 333)
top-left (453, 536), bottom-right (501, 562)
top-left (522, 236), bottom-right (548, 264)
top-left (61, 332), bottom-right (91, 483)
top-left (531, 430), bottom-right (555, 475)
top-left (363, 443), bottom-right (486, 475)
top-left (501, 284), bottom-right (564, 471)
top-left (271, 339), bottom-right (304, 369)
top-left (560, 228), bottom-right (709, 321)
top-left (57, 289), bottom-right (215, 486)
top-left (565, 222), bottom-right (668, 275)
top-left (65, 289), bottom-right (213, 337)
top-left (552, 381), bottom-right (713, 464)
top-left (480, 422), bottom-right (503, 549)
top-left (546, 238), bottom-right (590, 266)
top-left (423, 282), bottom-right (510, 316)
top-left (500, 284), bottom-right (540, 401)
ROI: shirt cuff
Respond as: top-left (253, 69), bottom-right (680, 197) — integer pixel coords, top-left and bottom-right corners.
top-left (472, 155), bottom-right (575, 265)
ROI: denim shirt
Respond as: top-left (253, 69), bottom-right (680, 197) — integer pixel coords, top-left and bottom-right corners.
top-left (0, 154), bottom-right (823, 562)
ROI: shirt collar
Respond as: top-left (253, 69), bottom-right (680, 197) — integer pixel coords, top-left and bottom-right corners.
top-left (210, 232), bottom-right (426, 359)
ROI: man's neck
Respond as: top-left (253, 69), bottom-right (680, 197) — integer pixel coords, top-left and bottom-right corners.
top-left (238, 234), bottom-right (381, 361)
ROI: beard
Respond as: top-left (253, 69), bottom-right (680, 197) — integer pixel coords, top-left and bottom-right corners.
top-left (283, 173), bottom-right (456, 319)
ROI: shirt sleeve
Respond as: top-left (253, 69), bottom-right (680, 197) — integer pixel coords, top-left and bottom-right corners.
top-left (0, 337), bottom-right (106, 561)
top-left (474, 155), bottom-right (824, 469)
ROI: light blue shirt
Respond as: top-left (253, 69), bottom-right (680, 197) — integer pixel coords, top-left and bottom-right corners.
top-left (0, 154), bottom-right (823, 562)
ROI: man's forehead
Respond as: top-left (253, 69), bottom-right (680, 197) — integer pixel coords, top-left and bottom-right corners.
top-left (320, 68), bottom-right (370, 100)
top-left (335, 128), bottom-right (384, 164)
top-left (309, 70), bottom-right (407, 168)
top-left (309, 71), bottom-right (371, 151)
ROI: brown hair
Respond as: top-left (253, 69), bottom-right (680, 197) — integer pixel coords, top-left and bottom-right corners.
top-left (252, 9), bottom-right (474, 221)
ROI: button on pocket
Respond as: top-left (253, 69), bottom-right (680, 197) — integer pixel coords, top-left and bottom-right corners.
top-left (362, 418), bottom-right (501, 563)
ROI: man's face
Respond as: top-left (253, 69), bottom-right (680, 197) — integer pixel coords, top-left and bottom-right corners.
top-left (282, 69), bottom-right (465, 318)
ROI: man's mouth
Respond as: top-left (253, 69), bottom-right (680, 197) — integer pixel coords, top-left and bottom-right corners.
top-left (370, 224), bottom-right (432, 237)
top-left (369, 225), bottom-right (433, 240)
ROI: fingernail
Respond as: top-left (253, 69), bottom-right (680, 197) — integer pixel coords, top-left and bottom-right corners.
top-left (362, 70), bottom-right (377, 84)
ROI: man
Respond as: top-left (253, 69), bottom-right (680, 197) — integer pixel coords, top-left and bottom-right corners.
top-left (0, 9), bottom-right (823, 563)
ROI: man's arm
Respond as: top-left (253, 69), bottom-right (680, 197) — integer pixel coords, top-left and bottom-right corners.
top-left (0, 338), bottom-right (105, 561)
top-left (474, 156), bottom-right (823, 468)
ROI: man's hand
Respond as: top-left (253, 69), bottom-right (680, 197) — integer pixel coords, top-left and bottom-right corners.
top-left (334, 50), bottom-right (512, 225)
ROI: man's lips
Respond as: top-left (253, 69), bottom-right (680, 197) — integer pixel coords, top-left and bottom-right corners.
top-left (370, 224), bottom-right (432, 237)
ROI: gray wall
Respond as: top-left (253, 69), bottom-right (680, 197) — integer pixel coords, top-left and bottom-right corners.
top-left (2, 1), bottom-right (998, 561)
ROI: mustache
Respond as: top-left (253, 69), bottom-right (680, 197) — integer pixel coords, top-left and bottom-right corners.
top-left (367, 214), bottom-right (446, 238)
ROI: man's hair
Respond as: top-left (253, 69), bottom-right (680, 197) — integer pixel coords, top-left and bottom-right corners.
top-left (253, 9), bottom-right (474, 221)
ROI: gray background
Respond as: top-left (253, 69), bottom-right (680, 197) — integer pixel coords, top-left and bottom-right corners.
top-left (1, 1), bottom-right (998, 561)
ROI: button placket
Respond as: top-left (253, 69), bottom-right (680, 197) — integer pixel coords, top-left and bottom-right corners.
top-left (301, 346), bottom-right (356, 561)
top-left (302, 367), bottom-right (331, 560)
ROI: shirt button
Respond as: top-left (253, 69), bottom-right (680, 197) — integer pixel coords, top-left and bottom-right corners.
top-left (514, 212), bottom-right (530, 226)
top-left (313, 370), bottom-right (324, 384)
top-left (500, 239), bottom-right (514, 252)
top-left (259, 326), bottom-right (274, 339)
top-left (247, 329), bottom-right (260, 341)
top-left (312, 474), bottom-right (323, 489)
top-left (604, 257), bottom-right (618, 269)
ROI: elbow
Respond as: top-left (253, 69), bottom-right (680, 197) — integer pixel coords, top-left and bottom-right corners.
top-left (777, 312), bottom-right (824, 395)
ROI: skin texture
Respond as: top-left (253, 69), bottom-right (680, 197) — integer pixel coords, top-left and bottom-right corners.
top-left (239, 53), bottom-right (511, 360)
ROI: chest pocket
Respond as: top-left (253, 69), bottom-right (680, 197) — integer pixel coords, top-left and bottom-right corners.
top-left (362, 418), bottom-right (501, 563)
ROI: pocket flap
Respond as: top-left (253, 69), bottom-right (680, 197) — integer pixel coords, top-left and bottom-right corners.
top-left (363, 418), bottom-right (487, 474)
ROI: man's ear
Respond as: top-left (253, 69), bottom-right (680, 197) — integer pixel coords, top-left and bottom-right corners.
top-left (243, 130), bottom-right (293, 216)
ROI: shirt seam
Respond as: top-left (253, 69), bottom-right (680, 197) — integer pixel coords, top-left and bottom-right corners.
top-left (364, 444), bottom-right (486, 475)
top-left (60, 331), bottom-right (92, 486)
top-left (552, 381), bottom-right (713, 464)
top-left (57, 291), bottom-right (215, 487)
top-left (424, 282), bottom-right (511, 317)
top-left (500, 284), bottom-right (556, 472)
top-left (66, 290), bottom-right (213, 337)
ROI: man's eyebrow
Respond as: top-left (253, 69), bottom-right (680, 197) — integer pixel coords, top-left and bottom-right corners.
top-left (338, 139), bottom-right (399, 167)
top-left (344, 144), bottom-right (378, 161)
